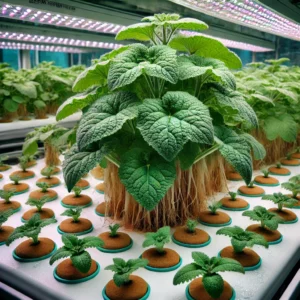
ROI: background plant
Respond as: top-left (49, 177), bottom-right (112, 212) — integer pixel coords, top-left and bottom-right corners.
top-left (0, 155), bottom-right (9, 167)
top-left (0, 190), bottom-right (15, 203)
top-left (61, 207), bottom-right (82, 222)
top-left (282, 181), bottom-right (300, 198)
top-left (26, 196), bottom-right (50, 212)
top-left (72, 187), bottom-right (82, 197)
top-left (142, 226), bottom-right (170, 253)
top-left (262, 193), bottom-right (298, 210)
top-left (36, 182), bottom-right (50, 193)
top-left (208, 201), bottom-right (222, 214)
top-left (186, 219), bottom-right (197, 233)
top-left (109, 224), bottom-right (120, 237)
top-left (9, 175), bottom-right (21, 185)
top-left (0, 209), bottom-right (15, 229)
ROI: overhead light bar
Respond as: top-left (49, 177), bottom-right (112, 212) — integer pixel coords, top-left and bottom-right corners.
top-left (0, 2), bottom-right (125, 34)
top-left (0, 31), bottom-right (122, 49)
top-left (169, 0), bottom-right (300, 41)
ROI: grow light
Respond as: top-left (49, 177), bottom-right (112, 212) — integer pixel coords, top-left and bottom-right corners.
top-left (0, 31), bottom-right (122, 49)
top-left (0, 41), bottom-right (85, 53)
top-left (169, 0), bottom-right (300, 41)
top-left (0, 2), bottom-right (125, 34)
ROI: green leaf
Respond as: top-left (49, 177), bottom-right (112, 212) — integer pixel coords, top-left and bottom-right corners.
top-left (250, 93), bottom-right (274, 106)
top-left (13, 82), bottom-right (37, 98)
top-left (263, 114), bottom-right (298, 142)
top-left (268, 87), bottom-right (298, 103)
top-left (169, 35), bottom-right (242, 69)
top-left (108, 44), bottom-right (178, 90)
top-left (3, 99), bottom-right (19, 112)
top-left (62, 234), bottom-right (78, 248)
top-left (71, 251), bottom-right (91, 273)
top-left (49, 248), bottom-right (72, 265)
top-left (81, 236), bottom-right (104, 249)
top-left (100, 46), bottom-right (130, 61)
top-left (77, 91), bottom-right (140, 151)
top-left (12, 95), bottom-right (25, 103)
top-left (137, 91), bottom-right (213, 161)
top-left (116, 23), bottom-right (156, 41)
top-left (22, 137), bottom-right (38, 156)
top-left (173, 263), bottom-right (203, 285)
top-left (216, 226), bottom-right (244, 238)
top-left (33, 100), bottom-right (46, 109)
top-left (192, 252), bottom-right (210, 267)
top-left (214, 126), bottom-right (252, 185)
top-left (240, 133), bottom-right (266, 160)
top-left (231, 238), bottom-right (247, 252)
top-left (119, 148), bottom-right (176, 211)
top-left (212, 257), bottom-right (244, 273)
top-left (178, 142), bottom-right (199, 170)
top-left (202, 274), bottom-right (224, 298)
top-left (160, 17), bottom-right (208, 31)
top-left (73, 61), bottom-right (110, 92)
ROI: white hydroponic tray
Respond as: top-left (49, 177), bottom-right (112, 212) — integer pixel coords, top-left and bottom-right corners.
top-left (0, 158), bottom-right (299, 300)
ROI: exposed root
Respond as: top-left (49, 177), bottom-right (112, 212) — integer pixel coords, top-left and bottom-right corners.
top-left (18, 104), bottom-right (30, 120)
top-left (0, 111), bottom-right (18, 123)
top-left (44, 143), bottom-right (61, 166)
top-left (34, 108), bottom-right (48, 119)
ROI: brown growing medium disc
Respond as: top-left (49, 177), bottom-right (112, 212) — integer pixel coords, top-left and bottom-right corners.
top-left (56, 258), bottom-right (98, 280)
top-left (3, 183), bottom-right (29, 193)
top-left (280, 158), bottom-right (300, 166)
top-left (41, 166), bottom-right (61, 175)
top-left (173, 227), bottom-right (210, 245)
top-left (59, 218), bottom-right (92, 233)
top-left (220, 197), bottom-right (249, 209)
top-left (292, 153), bottom-right (300, 159)
top-left (268, 166), bottom-right (290, 175)
top-left (189, 278), bottom-right (233, 300)
top-left (254, 175), bottom-right (279, 185)
top-left (24, 160), bottom-right (37, 168)
top-left (96, 202), bottom-right (106, 215)
top-left (246, 224), bottom-right (281, 242)
top-left (98, 232), bottom-right (131, 250)
top-left (22, 208), bottom-right (54, 221)
top-left (0, 165), bottom-right (11, 171)
top-left (91, 166), bottom-right (104, 180)
top-left (0, 200), bottom-right (21, 212)
top-left (142, 248), bottom-right (180, 268)
top-left (29, 189), bottom-right (57, 200)
top-left (0, 226), bottom-right (14, 243)
top-left (198, 211), bottom-right (230, 224)
top-left (238, 185), bottom-right (265, 195)
top-left (220, 246), bottom-right (260, 267)
top-left (0, 174), bottom-right (2, 180)
top-left (36, 177), bottom-right (61, 187)
top-left (15, 238), bottom-right (55, 258)
top-left (268, 208), bottom-right (297, 222)
top-left (226, 171), bottom-right (242, 181)
top-left (10, 170), bottom-right (35, 179)
top-left (96, 182), bottom-right (105, 193)
top-left (105, 275), bottom-right (148, 300)
top-left (75, 179), bottom-right (90, 188)
top-left (62, 194), bottom-right (92, 206)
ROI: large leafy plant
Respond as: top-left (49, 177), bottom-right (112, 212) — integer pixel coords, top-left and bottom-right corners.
top-left (60, 13), bottom-right (258, 211)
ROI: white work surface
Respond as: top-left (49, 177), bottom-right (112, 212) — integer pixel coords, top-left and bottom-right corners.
top-left (0, 158), bottom-right (299, 300)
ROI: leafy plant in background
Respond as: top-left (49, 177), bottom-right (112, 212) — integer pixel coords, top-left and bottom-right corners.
top-left (0, 209), bottom-right (15, 230)
top-left (61, 207), bottom-right (82, 223)
top-left (0, 190), bottom-right (15, 204)
top-left (282, 179), bottom-right (300, 198)
top-left (9, 175), bottom-right (21, 185)
top-left (173, 251), bottom-right (244, 298)
top-left (208, 201), bottom-right (222, 214)
top-left (0, 155), bottom-right (10, 170)
top-left (262, 192), bottom-right (298, 210)
top-left (25, 196), bottom-right (51, 213)
top-left (142, 226), bottom-right (171, 253)
top-left (186, 219), bottom-right (198, 233)
top-left (36, 182), bottom-right (50, 193)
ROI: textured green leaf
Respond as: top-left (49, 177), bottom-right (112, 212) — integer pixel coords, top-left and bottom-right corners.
top-left (268, 87), bottom-right (298, 103)
top-left (263, 114), bottom-right (298, 142)
top-left (77, 91), bottom-right (139, 151)
top-left (13, 82), bottom-right (37, 98)
top-left (81, 236), bottom-right (104, 249)
top-left (22, 137), bottom-right (38, 156)
top-left (216, 226), bottom-right (244, 238)
top-left (178, 142), bottom-right (199, 170)
top-left (49, 248), bottom-right (72, 265)
top-left (202, 274), bottom-right (224, 298)
top-left (214, 126), bottom-right (252, 185)
top-left (240, 133), bottom-right (266, 160)
top-left (119, 148), bottom-right (176, 211)
top-left (116, 23), bottom-right (156, 41)
top-left (250, 93), bottom-right (274, 106)
top-left (212, 257), bottom-right (244, 274)
top-left (137, 91), bottom-right (213, 161)
top-left (169, 35), bottom-right (242, 69)
top-left (3, 99), bottom-right (19, 112)
top-left (71, 251), bottom-right (91, 273)
top-left (33, 100), bottom-right (46, 109)
top-left (173, 263), bottom-right (203, 285)
top-left (192, 251), bottom-right (210, 267)
top-left (100, 46), bottom-right (130, 61)
top-left (108, 44), bottom-right (178, 90)
top-left (231, 238), bottom-right (247, 252)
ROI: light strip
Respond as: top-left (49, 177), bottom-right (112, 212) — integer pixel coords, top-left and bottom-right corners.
top-left (182, 31), bottom-right (273, 52)
top-left (0, 41), bottom-right (86, 53)
top-left (170, 0), bottom-right (300, 41)
top-left (0, 2), bottom-right (125, 34)
top-left (0, 31), bottom-right (122, 49)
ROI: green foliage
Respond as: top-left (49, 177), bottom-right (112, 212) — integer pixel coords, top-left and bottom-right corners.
top-left (41, 166), bottom-right (54, 179)
top-left (26, 196), bottom-right (49, 212)
top-left (6, 214), bottom-right (56, 245)
top-left (208, 201), bottom-right (222, 215)
top-left (228, 192), bottom-right (237, 201)
top-left (242, 206), bottom-right (283, 230)
top-left (261, 169), bottom-right (270, 178)
top-left (105, 258), bottom-right (148, 287)
top-left (0, 190), bottom-right (14, 203)
top-left (61, 207), bottom-right (82, 222)
top-left (9, 175), bottom-right (21, 185)
top-left (262, 192), bottom-right (298, 211)
top-left (281, 181), bottom-right (300, 198)
top-left (217, 226), bottom-right (268, 252)
top-left (142, 226), bottom-right (171, 253)
top-left (36, 182), bottom-right (49, 192)
top-left (0, 155), bottom-right (9, 166)
top-left (50, 234), bottom-right (104, 273)
top-left (173, 251), bottom-right (244, 298)
top-left (289, 174), bottom-right (300, 184)
top-left (186, 219), bottom-right (197, 233)
top-left (72, 186), bottom-right (82, 197)
top-left (0, 209), bottom-right (15, 228)
top-left (247, 180), bottom-right (255, 188)
top-left (240, 133), bottom-right (266, 160)
top-left (109, 224), bottom-right (120, 237)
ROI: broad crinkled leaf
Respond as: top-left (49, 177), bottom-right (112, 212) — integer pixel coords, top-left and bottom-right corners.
top-left (22, 137), bottom-right (38, 156)
top-left (214, 126), bottom-right (252, 185)
top-left (100, 46), bottom-right (130, 61)
top-left (71, 251), bottom-right (91, 273)
top-left (173, 263), bottom-right (204, 285)
top-left (212, 257), bottom-right (245, 273)
top-left (3, 99), bottom-right (19, 112)
top-left (268, 87), bottom-right (298, 103)
top-left (240, 133), bottom-right (266, 160)
top-left (13, 82), bottom-right (37, 98)
top-left (263, 114), bottom-right (298, 142)
top-left (202, 274), bottom-right (224, 298)
top-left (137, 91), bottom-right (213, 161)
top-left (77, 91), bottom-right (140, 151)
top-left (250, 93), bottom-right (274, 106)
top-left (118, 148), bottom-right (176, 211)
top-left (169, 35), bottom-right (242, 69)
top-left (116, 23), bottom-right (156, 41)
top-left (108, 44), bottom-right (178, 90)
top-left (192, 252), bottom-right (210, 267)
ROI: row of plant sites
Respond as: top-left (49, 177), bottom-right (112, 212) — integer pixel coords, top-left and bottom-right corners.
top-left (0, 156), bottom-right (299, 300)
top-left (0, 62), bottom-right (85, 122)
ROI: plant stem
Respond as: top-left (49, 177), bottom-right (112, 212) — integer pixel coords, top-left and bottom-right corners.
top-left (278, 203), bottom-right (283, 211)
top-left (194, 143), bottom-right (220, 164)
top-left (32, 235), bottom-right (39, 245)
top-left (156, 246), bottom-right (165, 254)
top-left (143, 75), bottom-right (156, 98)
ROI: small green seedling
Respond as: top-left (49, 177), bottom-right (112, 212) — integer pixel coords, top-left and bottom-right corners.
top-left (105, 258), bottom-right (148, 287)
top-left (26, 196), bottom-right (50, 212)
top-left (242, 206), bottom-right (283, 230)
top-left (50, 234), bottom-right (104, 273)
top-left (186, 219), bottom-right (197, 233)
top-left (208, 201), bottom-right (222, 215)
top-left (6, 213), bottom-right (56, 245)
top-left (142, 226), bottom-right (171, 253)
top-left (294, 147), bottom-right (300, 154)
top-left (247, 180), bottom-right (255, 188)
top-left (228, 192), bottom-right (237, 201)
top-left (289, 175), bottom-right (300, 185)
top-left (261, 169), bottom-right (270, 178)
top-left (0, 209), bottom-right (15, 230)
top-left (61, 207), bottom-right (82, 223)
top-left (109, 224), bottom-right (120, 237)
top-left (9, 175), bottom-right (21, 185)
top-left (286, 153), bottom-right (292, 160)
top-left (36, 182), bottom-right (50, 193)
top-left (275, 162), bottom-right (282, 168)
top-left (41, 166), bottom-right (54, 179)
top-left (173, 252), bottom-right (244, 298)
top-left (262, 193), bottom-right (298, 211)
top-left (217, 226), bottom-right (268, 253)
top-left (281, 181), bottom-right (300, 198)
top-left (73, 186), bottom-right (82, 197)
top-left (19, 157), bottom-right (29, 172)
top-left (0, 190), bottom-right (14, 203)
top-left (0, 155), bottom-right (9, 167)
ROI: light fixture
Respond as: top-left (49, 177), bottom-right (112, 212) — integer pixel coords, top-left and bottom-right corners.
top-left (169, 0), bottom-right (300, 41)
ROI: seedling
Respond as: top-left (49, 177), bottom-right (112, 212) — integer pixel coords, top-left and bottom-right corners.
top-left (186, 219), bottom-right (197, 233)
top-left (173, 252), bottom-right (244, 298)
top-left (9, 175), bottom-right (21, 185)
top-left (261, 169), bottom-right (270, 178)
top-left (142, 226), bottom-right (171, 253)
top-left (105, 257), bottom-right (148, 287)
top-left (0, 209), bottom-right (15, 230)
top-left (41, 166), bottom-right (54, 179)
top-left (262, 193), bottom-right (298, 210)
top-left (216, 226), bottom-right (268, 253)
top-left (228, 192), bottom-right (237, 201)
top-left (247, 180), bottom-right (255, 188)
top-left (286, 153), bottom-right (292, 160)
top-left (6, 214), bottom-right (56, 245)
top-left (26, 196), bottom-right (50, 212)
top-left (0, 190), bottom-right (14, 203)
top-left (50, 234), bottom-right (104, 273)
top-left (109, 224), bottom-right (120, 237)
top-left (281, 181), bottom-right (300, 198)
top-left (19, 155), bottom-right (35, 171)
top-left (0, 155), bottom-right (9, 167)
top-left (36, 182), bottom-right (50, 193)
top-left (73, 186), bottom-right (82, 197)
top-left (289, 175), bottom-right (300, 185)
top-left (19, 158), bottom-right (28, 172)
top-left (275, 162), bottom-right (282, 168)
top-left (242, 206), bottom-right (283, 230)
top-left (208, 201), bottom-right (222, 215)
top-left (61, 207), bottom-right (82, 223)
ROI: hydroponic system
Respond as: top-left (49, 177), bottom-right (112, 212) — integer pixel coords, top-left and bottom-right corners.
top-left (0, 1), bottom-right (299, 300)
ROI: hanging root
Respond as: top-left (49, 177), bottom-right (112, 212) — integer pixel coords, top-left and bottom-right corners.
top-left (34, 108), bottom-right (48, 119)
top-left (18, 104), bottom-right (30, 120)
top-left (104, 153), bottom-right (228, 232)
top-left (44, 143), bottom-right (61, 166)
top-left (0, 111), bottom-right (18, 123)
